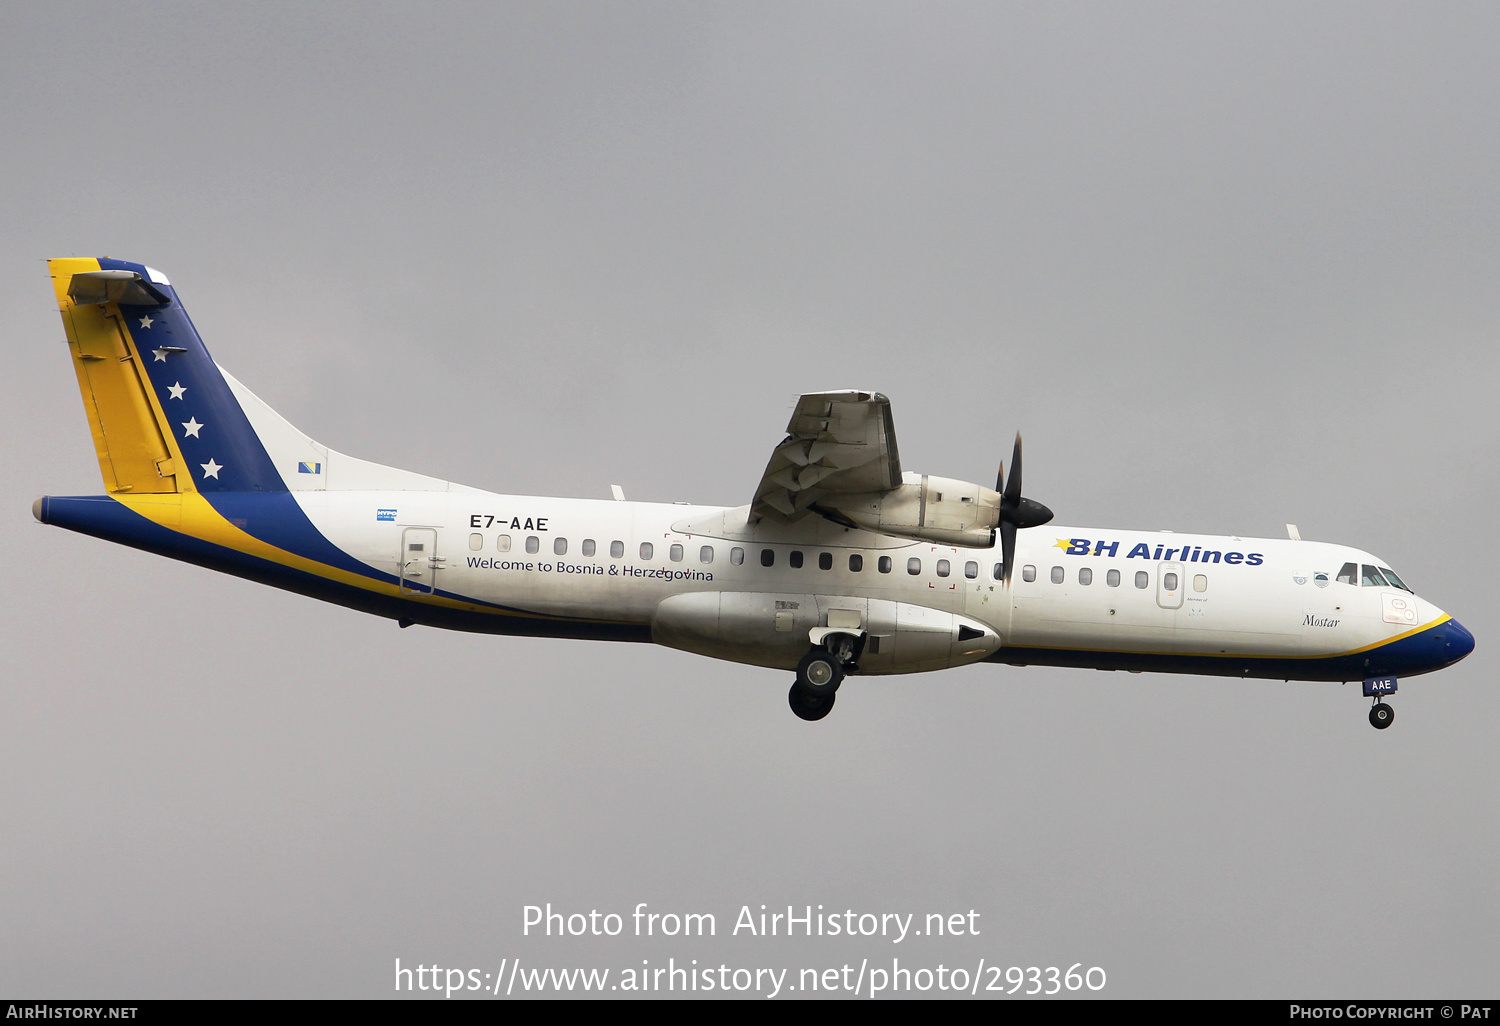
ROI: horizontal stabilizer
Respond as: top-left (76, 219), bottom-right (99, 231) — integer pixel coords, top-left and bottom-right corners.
top-left (67, 270), bottom-right (169, 307)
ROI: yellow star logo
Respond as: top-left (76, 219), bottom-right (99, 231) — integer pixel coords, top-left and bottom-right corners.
top-left (1054, 538), bottom-right (1073, 550)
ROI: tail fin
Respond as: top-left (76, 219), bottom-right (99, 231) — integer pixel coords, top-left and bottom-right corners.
top-left (50, 257), bottom-right (286, 494)
top-left (50, 257), bottom-right (460, 495)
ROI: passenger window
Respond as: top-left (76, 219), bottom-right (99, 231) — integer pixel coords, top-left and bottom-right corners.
top-left (878, 556), bottom-right (892, 574)
top-left (761, 549), bottom-right (775, 567)
top-left (849, 554), bottom-right (863, 572)
top-left (1079, 567), bottom-right (1092, 585)
top-left (582, 539), bottom-right (596, 557)
top-left (700, 545), bottom-right (714, 563)
top-left (993, 563), bottom-right (1003, 581)
top-left (1194, 574), bottom-right (1207, 593)
top-left (1361, 564), bottom-right (1387, 587)
top-left (937, 559), bottom-right (950, 577)
top-left (1337, 562), bottom-right (1357, 585)
top-left (640, 542), bottom-right (654, 560)
top-left (669, 543), bottom-right (683, 562)
top-left (731, 547), bottom-right (744, 565)
top-left (1164, 572), bottom-right (1178, 591)
top-left (907, 557), bottom-right (922, 575)
top-left (1135, 570), bottom-right (1149, 589)
top-left (1022, 565), bottom-right (1036, 582)
top-left (965, 561), bottom-right (978, 579)
top-left (1050, 566), bottom-right (1064, 584)
top-left (789, 550), bottom-right (804, 569)
top-left (1380, 567), bottom-right (1411, 593)
top-left (1107, 568), bottom-right (1120, 587)
top-left (554, 537), bottom-right (567, 556)
top-left (819, 552), bottom-right (833, 570)
top-left (469, 533), bottom-right (483, 551)
top-left (610, 540), bottom-right (624, 559)
top-left (497, 535), bottom-right (512, 553)
top-left (525, 536), bottom-right (540, 554)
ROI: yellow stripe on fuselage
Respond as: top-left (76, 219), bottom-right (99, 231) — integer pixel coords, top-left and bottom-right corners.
top-left (116, 492), bottom-right (488, 613)
top-left (113, 492), bottom-right (594, 621)
top-left (1329, 615), bottom-right (1452, 657)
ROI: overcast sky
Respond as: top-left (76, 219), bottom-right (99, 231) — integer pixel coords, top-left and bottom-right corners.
top-left (2, 1), bottom-right (1497, 999)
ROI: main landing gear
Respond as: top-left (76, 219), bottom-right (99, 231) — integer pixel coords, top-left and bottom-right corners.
top-left (787, 637), bottom-right (859, 722)
top-left (1369, 700), bottom-right (1394, 730)
top-left (788, 648), bottom-right (842, 721)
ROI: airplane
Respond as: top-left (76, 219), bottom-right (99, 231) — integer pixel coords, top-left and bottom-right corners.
top-left (34, 258), bottom-right (1474, 727)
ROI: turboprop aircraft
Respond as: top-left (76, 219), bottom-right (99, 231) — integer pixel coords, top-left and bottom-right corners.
top-left (35, 258), bottom-right (1474, 726)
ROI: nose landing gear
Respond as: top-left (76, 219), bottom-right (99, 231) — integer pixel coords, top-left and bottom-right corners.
top-left (1363, 675), bottom-right (1398, 730)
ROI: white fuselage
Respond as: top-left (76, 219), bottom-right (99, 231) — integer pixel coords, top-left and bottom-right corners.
top-left (295, 489), bottom-right (1439, 679)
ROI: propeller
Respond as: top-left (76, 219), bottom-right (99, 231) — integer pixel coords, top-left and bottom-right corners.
top-left (995, 433), bottom-right (1053, 584)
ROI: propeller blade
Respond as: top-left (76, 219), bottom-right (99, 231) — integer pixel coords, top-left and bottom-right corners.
top-left (997, 431), bottom-right (1051, 583)
top-left (1003, 433), bottom-right (1023, 506)
top-left (995, 459), bottom-right (1004, 495)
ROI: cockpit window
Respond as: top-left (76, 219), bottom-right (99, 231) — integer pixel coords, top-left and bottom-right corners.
top-left (1360, 564), bottom-right (1388, 588)
top-left (1337, 562), bottom-right (1357, 585)
top-left (1379, 567), bottom-right (1412, 593)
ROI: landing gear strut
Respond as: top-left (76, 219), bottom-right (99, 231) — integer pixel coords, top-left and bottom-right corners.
top-left (1369, 700), bottom-right (1394, 730)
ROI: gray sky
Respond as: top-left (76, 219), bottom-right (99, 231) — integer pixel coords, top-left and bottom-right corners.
top-left (2, 1), bottom-right (1497, 998)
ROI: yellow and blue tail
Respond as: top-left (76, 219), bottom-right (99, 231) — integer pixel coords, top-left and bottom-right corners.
top-left (48, 257), bottom-right (289, 495)
top-left (38, 257), bottom-right (396, 615)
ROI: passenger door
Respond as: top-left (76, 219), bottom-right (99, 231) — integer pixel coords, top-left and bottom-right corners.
top-left (399, 527), bottom-right (439, 595)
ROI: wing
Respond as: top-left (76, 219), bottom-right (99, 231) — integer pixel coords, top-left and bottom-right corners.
top-left (751, 391), bottom-right (902, 521)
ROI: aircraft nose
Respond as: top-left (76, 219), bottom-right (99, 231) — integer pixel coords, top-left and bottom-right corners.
top-left (1443, 619), bottom-right (1475, 664)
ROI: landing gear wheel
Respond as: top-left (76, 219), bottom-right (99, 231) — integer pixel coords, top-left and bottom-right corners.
top-left (789, 682), bottom-right (835, 722)
top-left (796, 648), bottom-right (844, 695)
top-left (1369, 702), bottom-right (1394, 730)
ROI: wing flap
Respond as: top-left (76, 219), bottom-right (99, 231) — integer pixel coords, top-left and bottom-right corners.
top-left (751, 391), bottom-right (903, 522)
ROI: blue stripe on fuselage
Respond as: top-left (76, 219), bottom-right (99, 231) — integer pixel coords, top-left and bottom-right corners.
top-left (988, 618), bottom-right (1471, 681)
top-left (203, 491), bottom-right (394, 585)
top-left (38, 495), bottom-right (651, 642)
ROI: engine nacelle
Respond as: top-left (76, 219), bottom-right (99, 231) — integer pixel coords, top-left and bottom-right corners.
top-left (817, 472), bottom-right (1000, 548)
top-left (652, 591), bottom-right (1001, 674)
